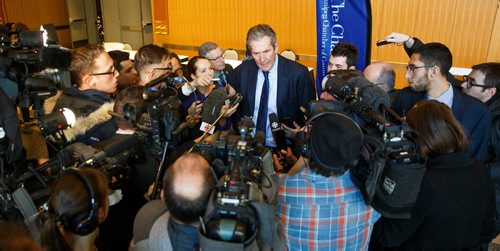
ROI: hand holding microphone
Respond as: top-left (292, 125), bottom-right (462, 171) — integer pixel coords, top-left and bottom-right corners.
top-left (377, 32), bottom-right (414, 47)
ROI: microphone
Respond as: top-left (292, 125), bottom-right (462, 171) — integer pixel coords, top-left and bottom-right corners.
top-left (269, 113), bottom-right (287, 151)
top-left (350, 76), bottom-right (390, 113)
top-left (376, 40), bottom-right (391, 46)
top-left (349, 99), bottom-right (387, 126)
top-left (323, 74), bottom-right (387, 126)
top-left (352, 78), bottom-right (404, 123)
top-left (201, 88), bottom-right (228, 125)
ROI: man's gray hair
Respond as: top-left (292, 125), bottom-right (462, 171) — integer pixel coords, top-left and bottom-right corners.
top-left (246, 24), bottom-right (277, 53)
top-left (198, 42), bottom-right (219, 57)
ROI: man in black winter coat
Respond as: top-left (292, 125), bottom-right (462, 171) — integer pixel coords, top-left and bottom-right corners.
top-left (51, 43), bottom-right (118, 145)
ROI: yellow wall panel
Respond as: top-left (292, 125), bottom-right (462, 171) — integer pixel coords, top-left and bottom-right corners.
top-left (290, 0), bottom-right (316, 55)
top-left (486, 0), bottom-right (500, 62)
top-left (371, 0), bottom-right (420, 63)
top-left (448, 0), bottom-right (498, 67)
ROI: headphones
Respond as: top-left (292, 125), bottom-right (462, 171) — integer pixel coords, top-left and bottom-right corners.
top-left (295, 111), bottom-right (364, 173)
top-left (60, 168), bottom-right (99, 236)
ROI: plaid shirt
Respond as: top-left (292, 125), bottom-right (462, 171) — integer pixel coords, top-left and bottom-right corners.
top-left (277, 168), bottom-right (380, 251)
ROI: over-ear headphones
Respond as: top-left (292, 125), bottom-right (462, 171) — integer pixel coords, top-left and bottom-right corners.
top-left (61, 168), bottom-right (99, 236)
top-left (295, 111), bottom-right (364, 173)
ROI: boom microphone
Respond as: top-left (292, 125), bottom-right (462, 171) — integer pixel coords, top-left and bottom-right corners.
top-left (201, 87), bottom-right (228, 125)
top-left (342, 76), bottom-right (404, 123)
top-left (269, 113), bottom-right (287, 151)
top-left (350, 76), bottom-right (391, 113)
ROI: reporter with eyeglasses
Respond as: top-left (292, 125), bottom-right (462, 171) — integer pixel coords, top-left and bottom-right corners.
top-left (50, 43), bottom-right (118, 145)
top-left (391, 42), bottom-right (491, 161)
top-left (461, 62), bottom-right (500, 234)
top-left (134, 44), bottom-right (173, 86)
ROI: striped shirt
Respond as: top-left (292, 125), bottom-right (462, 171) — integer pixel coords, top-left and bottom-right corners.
top-left (277, 168), bottom-right (380, 251)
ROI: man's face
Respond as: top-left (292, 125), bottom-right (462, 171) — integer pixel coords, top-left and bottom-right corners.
top-left (117, 59), bottom-right (139, 88)
top-left (328, 55), bottom-right (349, 71)
top-left (461, 69), bottom-right (488, 102)
top-left (90, 52), bottom-right (118, 93)
top-left (406, 53), bottom-right (430, 92)
top-left (249, 36), bottom-right (277, 72)
top-left (170, 57), bottom-right (183, 75)
top-left (205, 47), bottom-right (226, 71)
top-left (144, 57), bottom-right (172, 84)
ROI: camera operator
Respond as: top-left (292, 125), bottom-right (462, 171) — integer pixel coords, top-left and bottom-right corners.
top-left (134, 44), bottom-right (172, 86)
top-left (39, 168), bottom-right (110, 251)
top-left (49, 43), bottom-right (118, 146)
top-left (132, 153), bottom-right (215, 250)
top-left (276, 111), bottom-right (380, 250)
top-left (372, 100), bottom-right (496, 249)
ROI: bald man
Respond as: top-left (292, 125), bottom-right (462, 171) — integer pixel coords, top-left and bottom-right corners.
top-left (363, 61), bottom-right (396, 93)
top-left (132, 153), bottom-right (215, 250)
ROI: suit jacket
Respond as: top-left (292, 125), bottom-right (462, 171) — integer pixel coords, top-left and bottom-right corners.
top-left (228, 55), bottom-right (315, 126)
top-left (392, 86), bottom-right (491, 161)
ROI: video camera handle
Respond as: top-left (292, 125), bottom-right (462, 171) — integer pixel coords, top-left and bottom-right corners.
top-left (150, 141), bottom-right (169, 200)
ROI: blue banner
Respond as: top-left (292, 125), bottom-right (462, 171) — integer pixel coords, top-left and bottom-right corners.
top-left (316, 0), bottom-right (372, 95)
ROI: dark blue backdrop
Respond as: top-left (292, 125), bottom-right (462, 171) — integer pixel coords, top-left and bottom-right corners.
top-left (315, 0), bottom-right (372, 95)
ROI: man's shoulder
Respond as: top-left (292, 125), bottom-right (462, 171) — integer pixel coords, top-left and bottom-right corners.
top-left (455, 88), bottom-right (490, 115)
top-left (278, 55), bottom-right (308, 72)
top-left (133, 200), bottom-right (169, 243)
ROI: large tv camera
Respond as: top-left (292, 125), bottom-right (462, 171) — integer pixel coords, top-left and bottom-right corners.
top-left (0, 134), bottom-right (139, 222)
top-left (121, 74), bottom-right (185, 156)
top-left (0, 24), bottom-right (71, 124)
top-left (320, 74), bottom-right (426, 219)
top-left (192, 118), bottom-right (275, 243)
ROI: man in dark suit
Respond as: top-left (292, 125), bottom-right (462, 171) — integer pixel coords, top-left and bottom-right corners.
top-left (228, 24), bottom-right (315, 147)
top-left (392, 42), bottom-right (491, 161)
top-left (198, 41), bottom-right (234, 88)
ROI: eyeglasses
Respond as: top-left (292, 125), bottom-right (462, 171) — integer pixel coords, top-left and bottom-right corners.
top-left (208, 55), bottom-right (224, 61)
top-left (405, 65), bottom-right (428, 72)
top-left (463, 75), bottom-right (487, 89)
top-left (152, 67), bottom-right (173, 72)
top-left (91, 68), bottom-right (117, 76)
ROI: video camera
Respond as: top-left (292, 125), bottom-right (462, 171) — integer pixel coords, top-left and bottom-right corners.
top-left (320, 73), bottom-right (426, 219)
top-left (0, 134), bottom-right (139, 222)
top-left (121, 76), bottom-right (184, 156)
top-left (0, 24), bottom-right (71, 121)
top-left (192, 117), bottom-right (275, 243)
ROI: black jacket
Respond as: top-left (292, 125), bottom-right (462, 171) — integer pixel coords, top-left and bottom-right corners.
top-left (392, 87), bottom-right (491, 161)
top-left (53, 88), bottom-right (117, 145)
top-left (374, 152), bottom-right (497, 250)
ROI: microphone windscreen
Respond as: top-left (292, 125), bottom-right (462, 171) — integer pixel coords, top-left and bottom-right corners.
top-left (348, 76), bottom-right (372, 95)
top-left (362, 85), bottom-right (391, 113)
top-left (201, 88), bottom-right (228, 124)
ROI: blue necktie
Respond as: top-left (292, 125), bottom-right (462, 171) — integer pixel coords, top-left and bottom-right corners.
top-left (256, 71), bottom-right (269, 132)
